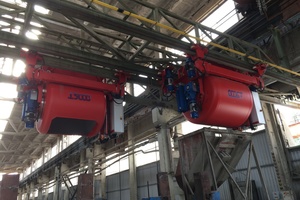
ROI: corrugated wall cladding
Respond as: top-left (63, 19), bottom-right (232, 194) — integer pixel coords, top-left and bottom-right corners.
top-left (137, 162), bottom-right (160, 199)
top-left (218, 180), bottom-right (232, 200)
top-left (235, 130), bottom-right (274, 170)
top-left (106, 162), bottom-right (159, 200)
top-left (289, 146), bottom-right (300, 170)
top-left (104, 131), bottom-right (300, 200)
top-left (107, 170), bottom-right (130, 200)
top-left (288, 146), bottom-right (300, 199)
top-left (218, 131), bottom-right (280, 200)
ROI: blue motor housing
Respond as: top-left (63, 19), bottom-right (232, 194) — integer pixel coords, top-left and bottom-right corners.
top-left (176, 84), bottom-right (188, 112)
top-left (21, 90), bottom-right (38, 128)
top-left (185, 81), bottom-right (199, 119)
top-left (185, 58), bottom-right (196, 78)
top-left (165, 68), bottom-right (174, 92)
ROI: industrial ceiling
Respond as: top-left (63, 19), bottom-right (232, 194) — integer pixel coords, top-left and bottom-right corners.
top-left (0, 0), bottom-right (299, 172)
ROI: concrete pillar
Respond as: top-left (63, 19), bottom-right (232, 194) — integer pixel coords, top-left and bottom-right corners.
top-left (152, 107), bottom-right (179, 200)
top-left (157, 123), bottom-right (175, 200)
top-left (128, 123), bottom-right (137, 200)
top-left (94, 144), bottom-right (106, 199)
top-left (17, 190), bottom-right (22, 200)
top-left (25, 184), bottom-right (30, 200)
top-left (86, 148), bottom-right (94, 174)
top-left (53, 165), bottom-right (61, 200)
top-left (80, 149), bottom-right (86, 170)
top-left (262, 103), bottom-right (293, 192)
top-left (37, 188), bottom-right (43, 200)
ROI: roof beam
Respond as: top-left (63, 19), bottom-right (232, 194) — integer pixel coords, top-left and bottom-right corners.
top-left (0, 31), bottom-right (158, 77)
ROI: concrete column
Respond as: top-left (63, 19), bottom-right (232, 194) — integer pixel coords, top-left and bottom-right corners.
top-left (128, 123), bottom-right (137, 200)
top-left (17, 190), bottom-right (22, 200)
top-left (94, 144), bottom-right (106, 199)
top-left (152, 107), bottom-right (179, 200)
top-left (157, 123), bottom-right (175, 200)
top-left (86, 148), bottom-right (94, 174)
top-left (80, 150), bottom-right (86, 170)
top-left (53, 165), bottom-right (61, 200)
top-left (37, 188), bottom-right (43, 200)
top-left (262, 103), bottom-right (293, 192)
top-left (25, 184), bottom-right (30, 200)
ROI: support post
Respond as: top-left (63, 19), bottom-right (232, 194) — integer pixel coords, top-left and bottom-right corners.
top-left (53, 165), bottom-right (61, 200)
top-left (157, 123), bottom-right (174, 200)
top-left (94, 144), bottom-right (106, 199)
top-left (152, 108), bottom-right (179, 200)
top-left (37, 188), bottom-right (43, 200)
top-left (128, 123), bottom-right (138, 200)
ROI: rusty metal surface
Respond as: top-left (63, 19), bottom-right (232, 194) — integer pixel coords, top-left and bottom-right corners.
top-left (194, 172), bottom-right (211, 200)
top-left (177, 128), bottom-right (251, 194)
top-left (77, 174), bottom-right (94, 200)
top-left (157, 172), bottom-right (170, 199)
top-left (0, 174), bottom-right (19, 200)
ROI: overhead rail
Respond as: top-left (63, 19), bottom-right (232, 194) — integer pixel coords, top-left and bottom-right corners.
top-left (90, 0), bottom-right (300, 77)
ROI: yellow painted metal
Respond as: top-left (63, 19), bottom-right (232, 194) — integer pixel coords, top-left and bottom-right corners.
top-left (91, 0), bottom-right (300, 77)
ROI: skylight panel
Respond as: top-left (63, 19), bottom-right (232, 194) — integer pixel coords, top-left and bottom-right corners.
top-left (2, 15), bottom-right (13, 19)
top-left (1, 58), bottom-right (13, 76)
top-left (0, 120), bottom-right (7, 132)
top-left (30, 21), bottom-right (43, 28)
top-left (0, 101), bottom-right (14, 119)
top-left (200, 0), bottom-right (238, 41)
top-left (133, 84), bottom-right (146, 97)
top-left (0, 83), bottom-right (17, 98)
top-left (34, 5), bottom-right (50, 15)
top-left (25, 30), bottom-right (39, 40)
top-left (0, 21), bottom-right (10, 26)
top-left (31, 29), bottom-right (41, 35)
top-left (12, 59), bottom-right (25, 77)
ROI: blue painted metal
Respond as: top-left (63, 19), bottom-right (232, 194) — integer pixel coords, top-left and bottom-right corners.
top-left (211, 191), bottom-right (221, 200)
top-left (141, 197), bottom-right (162, 200)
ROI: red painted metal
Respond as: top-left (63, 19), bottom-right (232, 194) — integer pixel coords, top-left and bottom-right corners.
top-left (22, 52), bottom-right (124, 95)
top-left (190, 45), bottom-right (265, 89)
top-left (184, 76), bottom-right (254, 128)
top-left (19, 51), bottom-right (126, 137)
top-left (162, 45), bottom-right (265, 129)
top-left (37, 84), bottom-right (106, 137)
